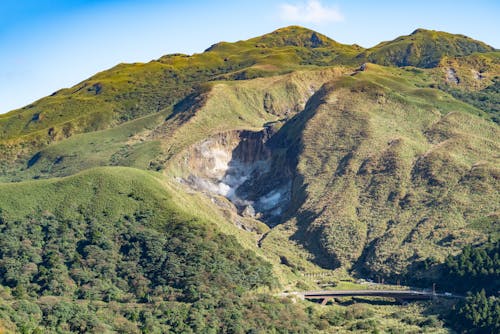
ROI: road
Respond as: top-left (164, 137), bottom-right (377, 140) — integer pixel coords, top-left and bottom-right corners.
top-left (284, 289), bottom-right (464, 305)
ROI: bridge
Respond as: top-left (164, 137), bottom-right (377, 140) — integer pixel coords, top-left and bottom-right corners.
top-left (289, 290), bottom-right (463, 305)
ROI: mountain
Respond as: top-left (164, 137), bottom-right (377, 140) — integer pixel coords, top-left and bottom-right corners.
top-left (362, 28), bottom-right (496, 68)
top-left (0, 26), bottom-right (498, 333)
top-left (433, 51), bottom-right (500, 123)
top-left (0, 27), bottom-right (359, 158)
top-left (0, 27), bottom-right (495, 157)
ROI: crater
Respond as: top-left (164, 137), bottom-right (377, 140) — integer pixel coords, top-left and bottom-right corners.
top-left (178, 128), bottom-right (292, 225)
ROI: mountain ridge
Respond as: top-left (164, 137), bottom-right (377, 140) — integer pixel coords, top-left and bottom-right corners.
top-left (1, 26), bottom-right (495, 151)
top-left (0, 26), bottom-right (498, 333)
top-left (363, 27), bottom-right (495, 68)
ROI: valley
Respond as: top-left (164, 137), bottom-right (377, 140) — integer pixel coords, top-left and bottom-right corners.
top-left (0, 26), bottom-right (498, 333)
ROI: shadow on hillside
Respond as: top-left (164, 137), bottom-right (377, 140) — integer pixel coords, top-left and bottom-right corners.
top-left (265, 84), bottom-right (341, 270)
top-left (289, 209), bottom-right (341, 270)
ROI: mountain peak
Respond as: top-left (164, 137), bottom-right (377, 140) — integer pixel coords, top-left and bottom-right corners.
top-left (365, 28), bottom-right (495, 68)
top-left (409, 28), bottom-right (479, 41)
top-left (249, 25), bottom-right (339, 48)
top-left (410, 28), bottom-right (431, 35)
top-left (270, 25), bottom-right (314, 33)
top-left (203, 26), bottom-right (334, 52)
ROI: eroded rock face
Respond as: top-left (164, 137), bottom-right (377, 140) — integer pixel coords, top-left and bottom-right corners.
top-left (446, 68), bottom-right (460, 84)
top-left (180, 129), bottom-right (291, 224)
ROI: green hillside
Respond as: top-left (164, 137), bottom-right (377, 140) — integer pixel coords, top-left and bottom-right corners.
top-left (0, 168), bottom-right (277, 333)
top-left (363, 28), bottom-right (495, 68)
top-left (0, 26), bottom-right (498, 333)
top-left (432, 51), bottom-right (500, 123)
top-left (262, 64), bottom-right (498, 278)
top-left (0, 26), bottom-right (359, 159)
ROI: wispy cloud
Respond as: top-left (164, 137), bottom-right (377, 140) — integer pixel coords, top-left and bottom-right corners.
top-left (279, 0), bottom-right (343, 24)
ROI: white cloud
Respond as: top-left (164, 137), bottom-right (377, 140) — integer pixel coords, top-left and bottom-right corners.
top-left (280, 0), bottom-right (344, 24)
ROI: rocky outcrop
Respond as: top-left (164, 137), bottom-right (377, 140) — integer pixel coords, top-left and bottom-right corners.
top-left (179, 128), bottom-right (292, 224)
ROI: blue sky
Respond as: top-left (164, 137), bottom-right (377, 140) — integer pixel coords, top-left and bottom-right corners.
top-left (1, 0), bottom-right (498, 114)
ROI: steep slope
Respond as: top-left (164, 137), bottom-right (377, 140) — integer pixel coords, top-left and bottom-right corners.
top-left (2, 52), bottom-right (498, 282)
top-left (1, 27), bottom-right (495, 166)
top-left (0, 26), bottom-right (360, 162)
top-left (362, 28), bottom-right (495, 68)
top-left (153, 62), bottom-right (498, 281)
top-left (435, 52), bottom-right (500, 90)
top-left (259, 65), bottom-right (499, 279)
top-left (0, 68), bottom-right (344, 182)
top-left (0, 167), bottom-right (291, 333)
top-left (432, 51), bottom-right (500, 122)
top-left (0, 26), bottom-right (498, 333)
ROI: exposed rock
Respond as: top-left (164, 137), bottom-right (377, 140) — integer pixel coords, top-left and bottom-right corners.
top-left (263, 92), bottom-right (275, 114)
top-left (472, 69), bottom-right (484, 80)
top-left (242, 205), bottom-right (256, 218)
top-left (446, 68), bottom-right (459, 84)
top-left (86, 82), bottom-right (103, 95)
top-left (178, 129), bottom-right (292, 224)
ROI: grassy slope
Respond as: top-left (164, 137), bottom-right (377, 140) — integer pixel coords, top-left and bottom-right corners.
top-left (431, 51), bottom-right (500, 122)
top-left (2, 62), bottom-right (498, 281)
top-left (262, 63), bottom-right (499, 279)
top-left (0, 67), bottom-right (347, 183)
top-left (0, 26), bottom-right (360, 159)
top-left (0, 165), bottom-right (269, 252)
top-left (1, 26), bottom-right (494, 168)
top-left (258, 65), bottom-right (499, 276)
top-left (2, 27), bottom-right (493, 149)
top-left (0, 68), bottom-right (355, 293)
top-left (0, 26), bottom-right (498, 333)
top-left (434, 52), bottom-right (500, 90)
top-left (0, 167), bottom-right (171, 221)
top-left (0, 167), bottom-right (278, 332)
top-left (0, 167), bottom-right (452, 334)
top-left (0, 167), bottom-right (288, 288)
top-left (161, 68), bottom-right (347, 165)
top-left (0, 109), bottom-right (166, 182)
top-left (363, 28), bottom-right (495, 68)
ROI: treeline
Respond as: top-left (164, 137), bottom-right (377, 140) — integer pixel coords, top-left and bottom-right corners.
top-left (0, 210), bottom-right (322, 333)
top-left (403, 240), bottom-right (499, 333)
top-left (442, 240), bottom-right (500, 294)
top-left (450, 290), bottom-right (499, 334)
top-left (0, 211), bottom-right (274, 303)
top-left (440, 240), bottom-right (500, 334)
